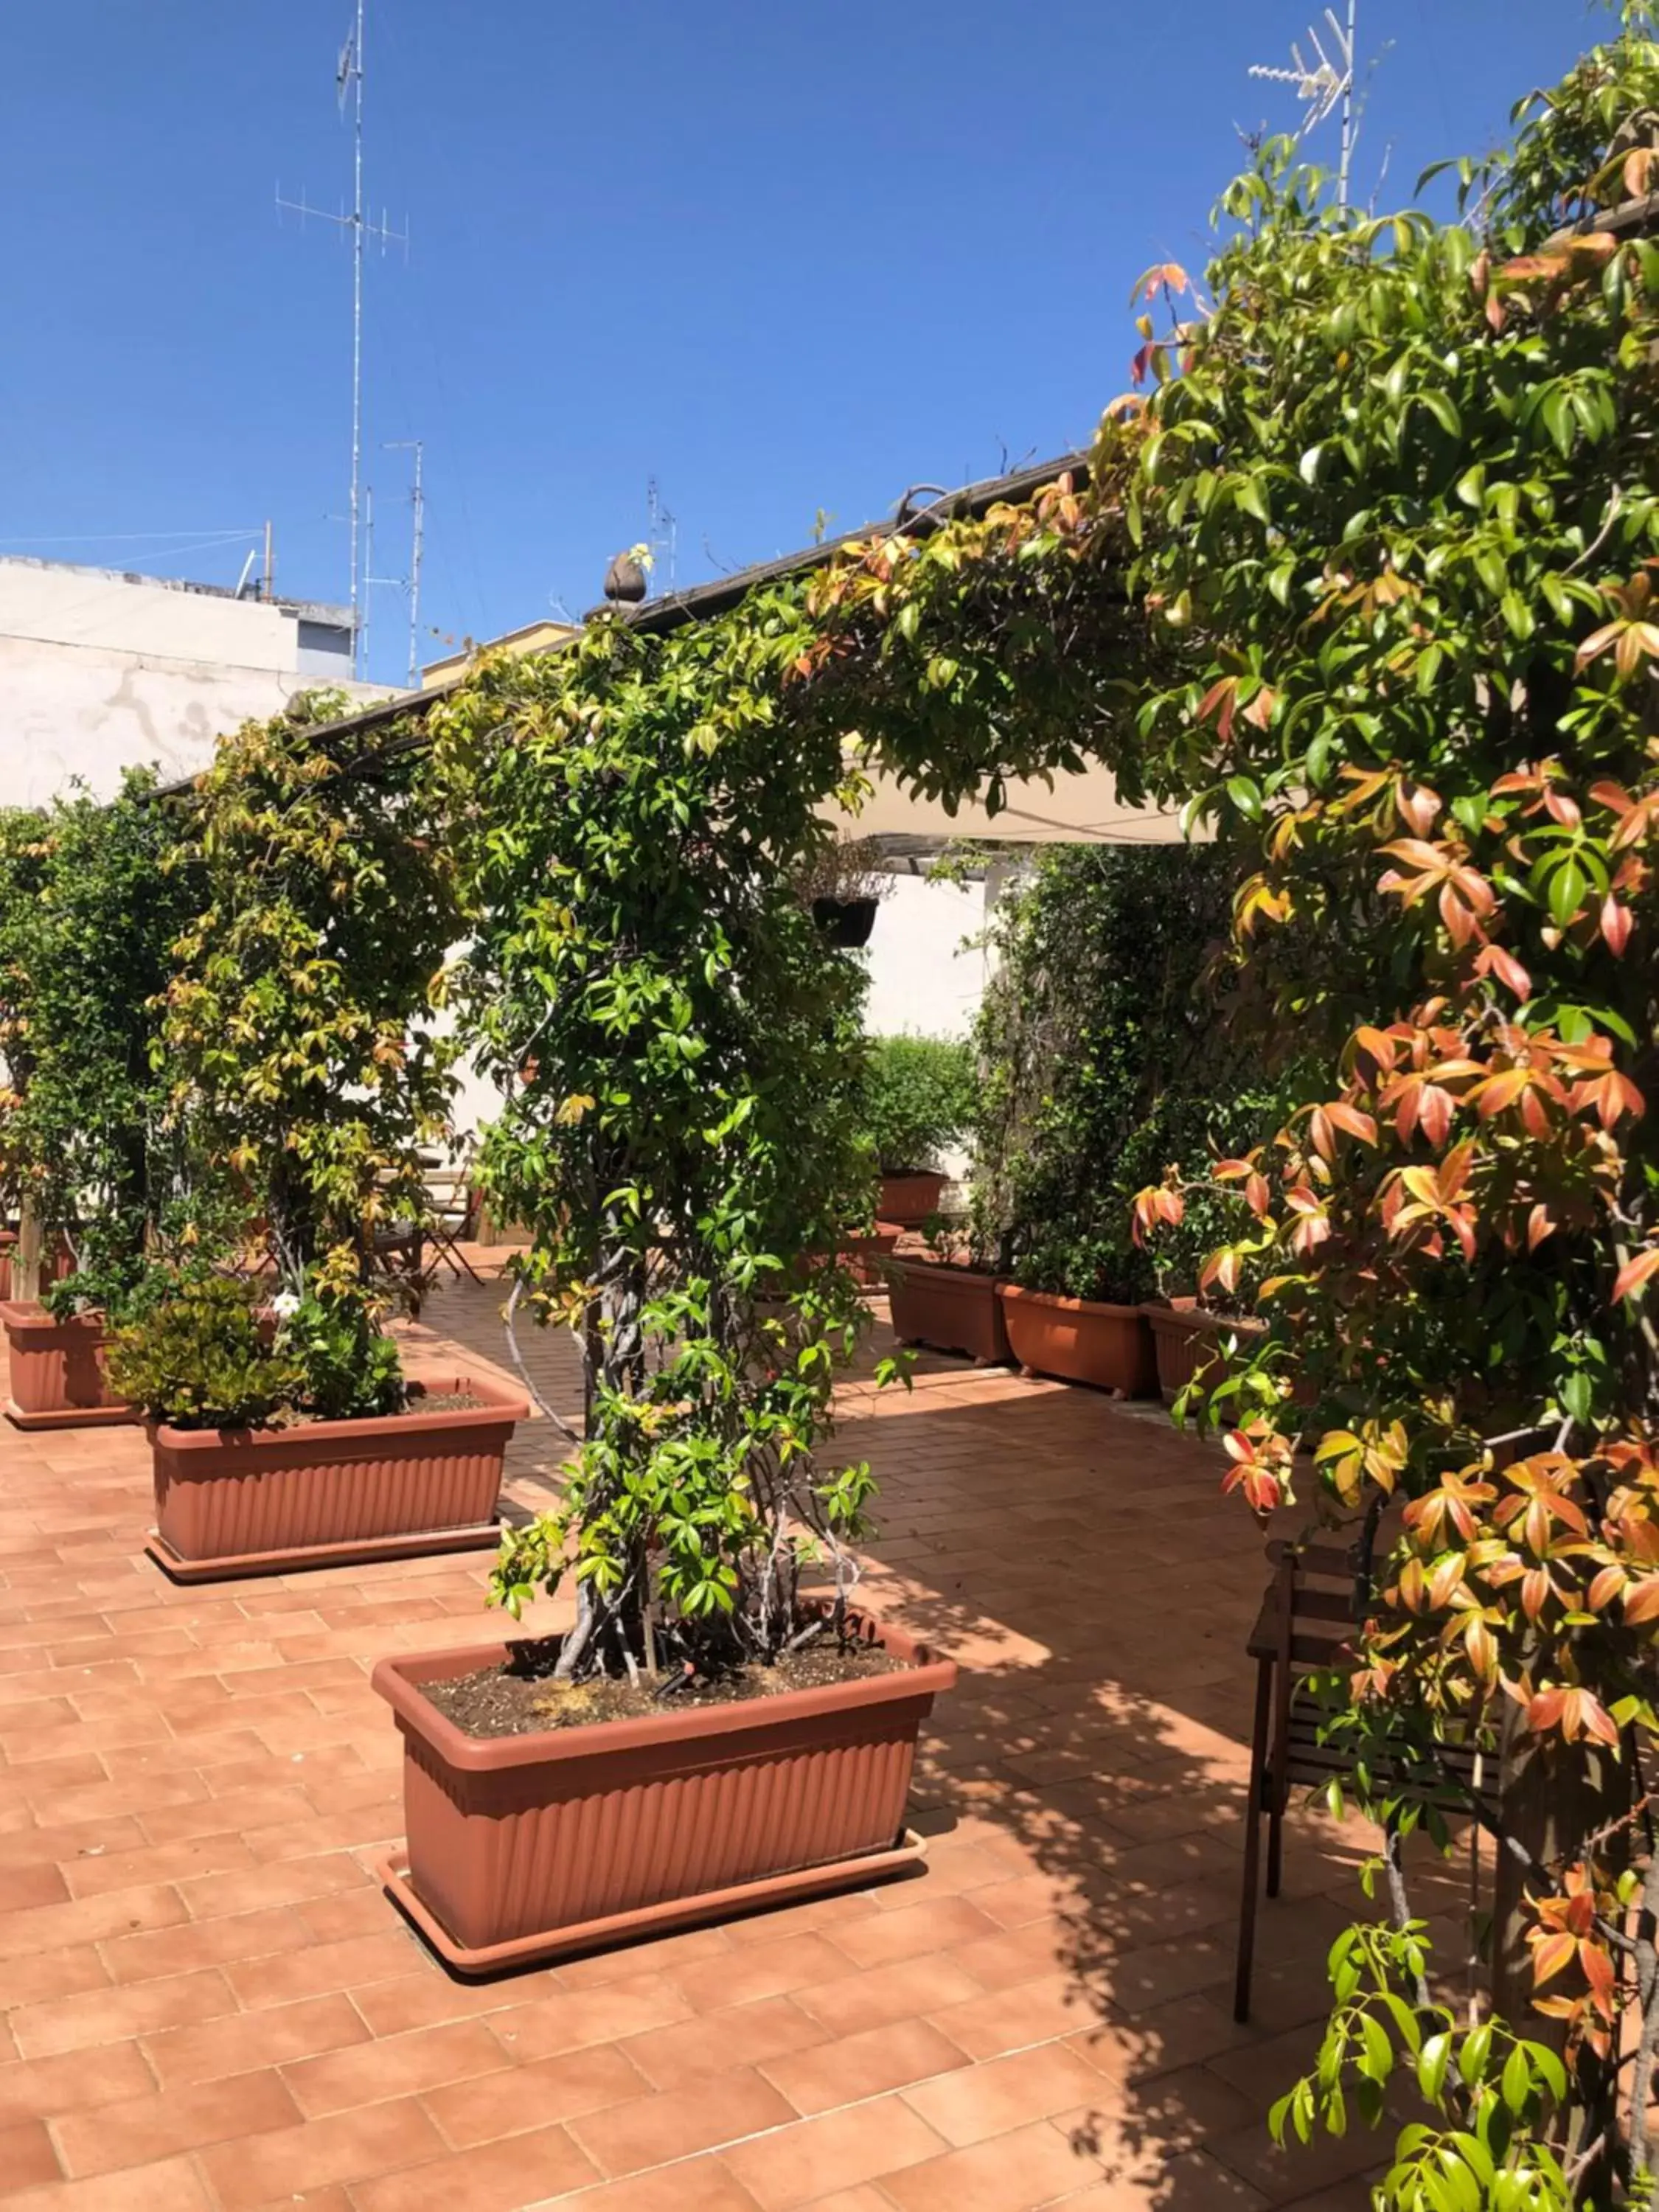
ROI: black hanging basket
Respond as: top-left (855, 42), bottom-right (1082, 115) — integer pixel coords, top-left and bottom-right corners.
top-left (812, 896), bottom-right (878, 949)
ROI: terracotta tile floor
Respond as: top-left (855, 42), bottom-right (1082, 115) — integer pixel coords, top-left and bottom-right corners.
top-left (0, 1264), bottom-right (1436, 2210)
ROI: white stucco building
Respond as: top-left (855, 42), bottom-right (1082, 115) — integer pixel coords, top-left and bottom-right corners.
top-left (0, 557), bottom-right (378, 805)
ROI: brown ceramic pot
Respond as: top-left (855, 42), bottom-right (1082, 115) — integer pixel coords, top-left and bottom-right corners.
top-left (145, 1368), bottom-right (527, 1582)
top-left (371, 1610), bottom-right (956, 1972)
top-left (877, 1172), bottom-right (947, 1229)
top-left (0, 1301), bottom-right (135, 1430)
top-left (998, 1284), bottom-right (1158, 1397)
top-left (888, 1258), bottom-right (1010, 1365)
top-left (1144, 1297), bottom-right (1267, 1406)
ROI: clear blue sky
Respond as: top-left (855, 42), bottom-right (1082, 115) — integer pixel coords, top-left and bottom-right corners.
top-left (0, 1), bottom-right (1603, 686)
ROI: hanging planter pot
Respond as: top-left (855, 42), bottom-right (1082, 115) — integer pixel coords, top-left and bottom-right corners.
top-left (812, 895), bottom-right (878, 949)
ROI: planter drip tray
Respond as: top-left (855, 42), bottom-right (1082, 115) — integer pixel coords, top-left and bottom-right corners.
top-left (144, 1369), bottom-right (526, 1585)
top-left (372, 1832), bottom-right (928, 1976)
top-left (145, 1517), bottom-right (502, 1585)
top-left (9, 1399), bottom-right (139, 1432)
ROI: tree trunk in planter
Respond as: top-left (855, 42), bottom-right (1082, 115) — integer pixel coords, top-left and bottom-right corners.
top-left (1491, 1704), bottom-right (1627, 2183)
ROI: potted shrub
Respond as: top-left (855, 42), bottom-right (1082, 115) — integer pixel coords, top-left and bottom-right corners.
top-left (110, 1269), bottom-right (526, 1581)
top-left (370, 636), bottom-right (954, 1969)
top-left (887, 1218), bottom-right (1012, 1366)
top-left (0, 773), bottom-right (204, 1428)
top-left (968, 846), bottom-right (1299, 1398)
top-left (862, 1032), bottom-right (974, 1225)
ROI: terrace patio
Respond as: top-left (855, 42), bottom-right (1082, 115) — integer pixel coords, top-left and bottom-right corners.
top-left (0, 1262), bottom-right (1436, 2212)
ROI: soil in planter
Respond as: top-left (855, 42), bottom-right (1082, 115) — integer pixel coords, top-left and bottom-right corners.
top-left (426, 1640), bottom-right (907, 1740)
top-left (256, 1388), bottom-right (485, 1431)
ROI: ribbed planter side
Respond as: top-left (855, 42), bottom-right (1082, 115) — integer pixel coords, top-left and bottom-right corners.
top-left (1, 1302), bottom-right (133, 1427)
top-left (375, 1615), bottom-right (956, 1958)
top-left (1145, 1298), bottom-right (1267, 1407)
top-left (888, 1261), bottom-right (1010, 1365)
top-left (842, 1225), bottom-right (902, 1288)
top-left (877, 1172), bottom-right (947, 1229)
top-left (151, 1371), bottom-right (526, 1567)
top-left (998, 1284), bottom-right (1159, 1397)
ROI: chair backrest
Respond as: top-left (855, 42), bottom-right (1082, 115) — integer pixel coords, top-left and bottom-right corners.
top-left (1265, 1538), bottom-right (1365, 1677)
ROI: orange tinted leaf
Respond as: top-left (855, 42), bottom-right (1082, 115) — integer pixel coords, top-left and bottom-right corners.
top-left (1531, 1929), bottom-right (1577, 1986)
top-left (1613, 1248), bottom-right (1659, 1303)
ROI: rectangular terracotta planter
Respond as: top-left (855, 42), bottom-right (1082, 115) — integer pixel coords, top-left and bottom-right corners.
top-left (1145, 1298), bottom-right (1267, 1406)
top-left (998, 1283), bottom-right (1159, 1397)
top-left (145, 1368), bottom-right (527, 1582)
top-left (842, 1224), bottom-right (902, 1288)
top-left (0, 1301), bottom-right (136, 1430)
top-left (888, 1258), bottom-right (1011, 1366)
top-left (372, 1611), bottom-right (956, 1972)
top-left (877, 1171), bottom-right (947, 1229)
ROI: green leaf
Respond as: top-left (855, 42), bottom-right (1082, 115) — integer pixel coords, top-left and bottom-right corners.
top-left (1500, 2040), bottom-right (1531, 2115)
top-left (1500, 590), bottom-right (1534, 641)
top-left (1358, 2010), bottom-right (1394, 2084)
top-left (1457, 2023), bottom-right (1493, 2089)
top-left (1417, 2031), bottom-right (1452, 2102)
top-left (1418, 389), bottom-right (1463, 439)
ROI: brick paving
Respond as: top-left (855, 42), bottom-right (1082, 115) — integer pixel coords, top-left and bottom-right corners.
top-left (0, 1262), bottom-right (1447, 2210)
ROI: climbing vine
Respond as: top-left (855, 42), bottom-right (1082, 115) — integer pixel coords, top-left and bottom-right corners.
top-left (160, 690), bottom-right (462, 1296)
top-left (1103, 22), bottom-right (1659, 2206)
top-left (0, 771), bottom-right (202, 1310)
top-left (431, 608), bottom-right (897, 1676)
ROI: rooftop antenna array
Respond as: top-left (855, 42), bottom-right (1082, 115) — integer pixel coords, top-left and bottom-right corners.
top-left (1248, 1), bottom-right (1357, 206)
top-left (382, 439), bottom-right (425, 688)
top-left (646, 477), bottom-right (678, 598)
top-left (276, 0), bottom-right (408, 675)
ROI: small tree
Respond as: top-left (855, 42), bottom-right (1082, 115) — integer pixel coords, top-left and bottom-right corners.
top-left (970, 844), bottom-right (1290, 1304)
top-left (862, 1034), bottom-right (974, 1177)
top-left (433, 613), bottom-right (892, 1680)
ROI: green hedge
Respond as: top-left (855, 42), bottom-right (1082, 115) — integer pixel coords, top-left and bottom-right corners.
top-left (971, 844), bottom-right (1296, 1303)
top-left (862, 1034), bottom-right (975, 1175)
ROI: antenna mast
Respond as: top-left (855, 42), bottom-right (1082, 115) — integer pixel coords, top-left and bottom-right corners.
top-left (276, 0), bottom-right (408, 675)
top-left (1248, 1), bottom-right (1357, 206)
top-left (646, 477), bottom-right (678, 598)
top-left (383, 439), bottom-right (425, 687)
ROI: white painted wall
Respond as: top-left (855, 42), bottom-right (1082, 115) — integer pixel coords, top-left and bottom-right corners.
top-left (861, 872), bottom-right (988, 1041)
top-left (0, 558), bottom-right (375, 805)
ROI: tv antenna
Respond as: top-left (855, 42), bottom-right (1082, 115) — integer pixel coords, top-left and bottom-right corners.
top-left (276, 0), bottom-right (408, 675)
top-left (382, 439), bottom-right (425, 688)
top-left (1249, 1), bottom-right (1357, 205)
top-left (646, 477), bottom-right (678, 597)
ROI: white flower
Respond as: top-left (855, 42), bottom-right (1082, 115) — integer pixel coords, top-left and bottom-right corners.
top-left (271, 1290), bottom-right (302, 1320)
